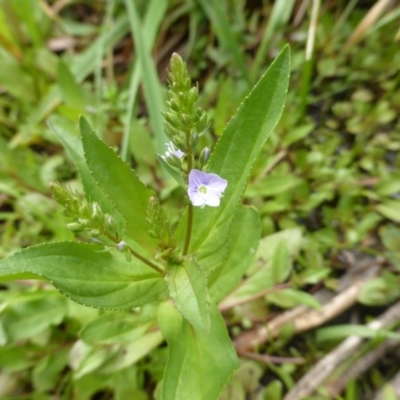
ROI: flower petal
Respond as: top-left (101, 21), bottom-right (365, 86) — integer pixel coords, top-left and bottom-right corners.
top-left (188, 169), bottom-right (206, 187)
top-left (207, 174), bottom-right (228, 193)
top-left (189, 192), bottom-right (206, 206)
top-left (188, 169), bottom-right (228, 207)
top-left (204, 193), bottom-right (221, 207)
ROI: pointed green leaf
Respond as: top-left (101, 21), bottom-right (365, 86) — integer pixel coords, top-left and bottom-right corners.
top-left (222, 228), bottom-right (302, 306)
top-left (267, 289), bottom-right (321, 309)
top-left (209, 206), bottom-right (260, 303)
top-left (80, 313), bottom-right (153, 345)
top-left (271, 240), bottom-right (292, 285)
top-left (57, 60), bottom-right (85, 109)
top-left (176, 46), bottom-right (290, 271)
top-left (79, 117), bottom-right (157, 251)
top-left (124, 0), bottom-right (168, 153)
top-left (3, 293), bottom-right (67, 341)
top-left (158, 301), bottom-right (238, 400)
top-left (0, 242), bottom-right (168, 309)
top-left (167, 259), bottom-right (210, 332)
top-left (48, 116), bottom-right (117, 219)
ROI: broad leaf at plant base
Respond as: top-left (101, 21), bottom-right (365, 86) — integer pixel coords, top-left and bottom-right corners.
top-left (157, 301), bottom-right (238, 400)
top-left (0, 242), bottom-right (168, 309)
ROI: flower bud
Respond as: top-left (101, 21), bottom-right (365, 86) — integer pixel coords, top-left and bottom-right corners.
top-left (187, 87), bottom-right (198, 104)
top-left (66, 221), bottom-right (86, 232)
top-left (91, 203), bottom-right (102, 220)
top-left (163, 111), bottom-right (181, 127)
top-left (166, 153), bottom-right (182, 168)
top-left (199, 147), bottom-right (211, 167)
top-left (196, 112), bottom-right (209, 136)
top-left (190, 132), bottom-right (198, 148)
top-left (117, 241), bottom-right (128, 252)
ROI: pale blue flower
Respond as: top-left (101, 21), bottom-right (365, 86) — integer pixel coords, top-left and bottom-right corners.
top-left (165, 142), bottom-right (185, 159)
top-left (188, 169), bottom-right (227, 207)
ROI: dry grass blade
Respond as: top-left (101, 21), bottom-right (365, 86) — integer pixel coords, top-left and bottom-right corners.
top-left (305, 0), bottom-right (320, 61)
top-left (344, 0), bottom-right (395, 50)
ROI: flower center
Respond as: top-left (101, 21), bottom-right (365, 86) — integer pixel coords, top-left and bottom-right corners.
top-left (198, 184), bottom-right (208, 194)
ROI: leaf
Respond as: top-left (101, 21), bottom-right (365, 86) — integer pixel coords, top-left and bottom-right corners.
top-left (2, 292), bottom-right (67, 342)
top-left (0, 242), bottom-right (168, 309)
top-left (79, 117), bottom-right (158, 251)
top-left (124, 0), bottom-right (168, 153)
top-left (166, 259), bottom-right (210, 332)
top-left (0, 50), bottom-right (35, 102)
top-left (209, 206), bottom-right (260, 303)
top-left (267, 289), bottom-right (321, 309)
top-left (245, 175), bottom-right (302, 198)
top-left (98, 330), bottom-right (163, 374)
top-left (376, 200), bottom-right (400, 222)
top-left (197, 0), bottom-right (250, 84)
top-left (158, 301), bottom-right (238, 400)
top-left (33, 348), bottom-right (69, 392)
top-left (316, 325), bottom-right (400, 342)
top-left (176, 46), bottom-right (290, 272)
top-left (358, 272), bottom-right (400, 306)
top-left (222, 228), bottom-right (302, 305)
top-left (57, 60), bottom-right (85, 109)
top-left (80, 313), bottom-right (152, 345)
top-left (48, 116), bottom-right (117, 218)
top-left (121, 0), bottom-right (168, 160)
top-left (271, 241), bottom-right (291, 285)
top-left (70, 340), bottom-right (115, 379)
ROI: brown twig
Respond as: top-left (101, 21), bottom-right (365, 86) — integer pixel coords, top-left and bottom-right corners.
top-left (326, 331), bottom-right (400, 397)
top-left (283, 299), bottom-right (400, 400)
top-left (238, 349), bottom-right (305, 365)
top-left (234, 257), bottom-right (383, 351)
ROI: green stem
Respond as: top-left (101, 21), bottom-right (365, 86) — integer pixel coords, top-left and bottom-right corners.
top-left (182, 203), bottom-right (193, 256)
top-left (104, 231), bottom-right (164, 275)
top-left (127, 247), bottom-right (165, 275)
top-left (183, 130), bottom-right (194, 256)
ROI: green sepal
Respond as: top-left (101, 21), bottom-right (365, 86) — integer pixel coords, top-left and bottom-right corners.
top-left (156, 154), bottom-right (186, 188)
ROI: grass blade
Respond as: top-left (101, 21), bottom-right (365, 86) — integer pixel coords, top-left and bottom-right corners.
top-left (124, 0), bottom-right (168, 154)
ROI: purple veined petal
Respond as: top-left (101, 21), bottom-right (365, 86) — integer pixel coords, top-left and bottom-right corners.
top-left (206, 174), bottom-right (228, 192)
top-left (188, 169), bottom-right (206, 187)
